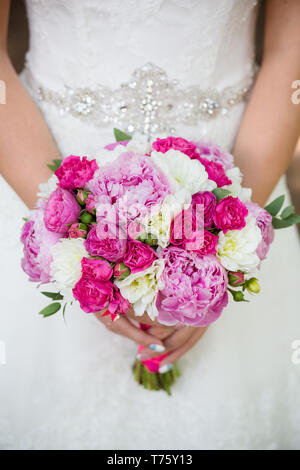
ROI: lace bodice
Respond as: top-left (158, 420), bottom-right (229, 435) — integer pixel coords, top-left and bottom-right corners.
top-left (25, 0), bottom-right (258, 90)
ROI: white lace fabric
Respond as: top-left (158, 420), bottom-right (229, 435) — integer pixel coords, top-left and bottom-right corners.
top-left (1, 0), bottom-right (300, 450)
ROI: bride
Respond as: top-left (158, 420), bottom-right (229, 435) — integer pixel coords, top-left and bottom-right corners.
top-left (1, 0), bottom-right (300, 450)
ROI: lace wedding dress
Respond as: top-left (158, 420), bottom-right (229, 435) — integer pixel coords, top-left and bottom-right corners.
top-left (1, 0), bottom-right (300, 450)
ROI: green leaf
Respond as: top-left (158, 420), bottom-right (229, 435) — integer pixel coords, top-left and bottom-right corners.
top-left (113, 128), bottom-right (132, 142)
top-left (280, 205), bottom-right (295, 220)
top-left (264, 195), bottom-right (285, 217)
top-left (22, 217), bottom-right (28, 222)
top-left (272, 214), bottom-right (300, 229)
top-left (38, 302), bottom-right (61, 317)
top-left (41, 291), bottom-right (64, 301)
top-left (212, 188), bottom-right (231, 202)
top-left (47, 158), bottom-right (63, 173)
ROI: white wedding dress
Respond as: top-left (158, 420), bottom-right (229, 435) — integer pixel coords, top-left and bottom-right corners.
top-left (1, 0), bottom-right (300, 450)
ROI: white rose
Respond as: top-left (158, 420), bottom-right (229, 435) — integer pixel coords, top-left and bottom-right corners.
top-left (50, 238), bottom-right (88, 300)
top-left (217, 216), bottom-right (262, 273)
top-left (151, 149), bottom-right (216, 196)
top-left (115, 258), bottom-right (165, 320)
top-left (37, 174), bottom-right (59, 199)
top-left (224, 167), bottom-right (252, 202)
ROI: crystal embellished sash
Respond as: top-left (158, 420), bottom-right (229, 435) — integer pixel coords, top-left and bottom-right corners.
top-left (24, 63), bottom-right (254, 135)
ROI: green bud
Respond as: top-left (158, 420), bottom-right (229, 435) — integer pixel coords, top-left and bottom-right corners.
top-left (76, 190), bottom-right (89, 206)
top-left (228, 288), bottom-right (248, 302)
top-left (245, 278), bottom-right (260, 294)
top-left (79, 211), bottom-right (94, 224)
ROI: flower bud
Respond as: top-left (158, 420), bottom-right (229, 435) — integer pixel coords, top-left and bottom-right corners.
top-left (245, 278), bottom-right (260, 294)
top-left (228, 288), bottom-right (248, 302)
top-left (68, 223), bottom-right (88, 239)
top-left (144, 234), bottom-right (158, 247)
top-left (114, 262), bottom-right (131, 281)
top-left (76, 190), bottom-right (89, 206)
top-left (228, 271), bottom-right (245, 287)
top-left (79, 211), bottom-right (94, 224)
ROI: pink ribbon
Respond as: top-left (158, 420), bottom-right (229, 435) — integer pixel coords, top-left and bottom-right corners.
top-left (138, 324), bottom-right (167, 373)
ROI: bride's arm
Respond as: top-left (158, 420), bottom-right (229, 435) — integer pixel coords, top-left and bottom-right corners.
top-left (233, 0), bottom-right (300, 207)
top-left (0, 0), bottom-right (60, 208)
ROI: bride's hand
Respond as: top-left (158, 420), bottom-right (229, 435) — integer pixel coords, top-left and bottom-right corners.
top-left (143, 324), bottom-right (208, 367)
top-left (95, 308), bottom-right (175, 349)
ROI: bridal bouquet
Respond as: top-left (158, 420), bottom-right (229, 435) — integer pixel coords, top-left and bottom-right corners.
top-left (21, 129), bottom-right (300, 394)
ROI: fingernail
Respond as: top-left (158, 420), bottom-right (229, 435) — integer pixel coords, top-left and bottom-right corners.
top-left (149, 344), bottom-right (165, 352)
top-left (137, 354), bottom-right (149, 361)
top-left (159, 363), bottom-right (173, 374)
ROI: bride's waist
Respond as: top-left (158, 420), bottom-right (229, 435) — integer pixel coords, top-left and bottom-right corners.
top-left (22, 62), bottom-right (256, 136)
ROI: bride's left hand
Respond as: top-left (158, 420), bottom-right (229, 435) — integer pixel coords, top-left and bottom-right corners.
top-left (141, 323), bottom-right (208, 366)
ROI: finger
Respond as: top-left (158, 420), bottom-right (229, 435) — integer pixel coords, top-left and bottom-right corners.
top-left (160, 327), bottom-right (207, 366)
top-left (163, 326), bottom-right (196, 351)
top-left (148, 324), bottom-right (176, 340)
top-left (125, 309), bottom-right (157, 326)
top-left (95, 313), bottom-right (165, 350)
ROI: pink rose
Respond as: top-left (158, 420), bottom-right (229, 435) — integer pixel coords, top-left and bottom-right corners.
top-left (193, 156), bottom-right (232, 187)
top-left (68, 223), bottom-right (88, 239)
top-left (170, 206), bottom-right (204, 247)
top-left (123, 240), bottom-right (158, 274)
top-left (157, 247), bottom-right (228, 327)
top-left (55, 156), bottom-right (98, 190)
top-left (213, 196), bottom-right (248, 233)
top-left (152, 137), bottom-right (198, 158)
top-left (44, 188), bottom-right (81, 235)
top-left (73, 276), bottom-right (114, 313)
top-left (81, 257), bottom-right (113, 282)
top-left (85, 193), bottom-right (97, 212)
top-left (107, 287), bottom-right (130, 316)
top-left (84, 224), bottom-right (127, 262)
top-left (185, 229), bottom-right (218, 255)
top-left (246, 201), bottom-right (274, 261)
top-left (195, 140), bottom-right (234, 171)
top-left (21, 208), bottom-right (61, 283)
top-left (192, 191), bottom-right (217, 228)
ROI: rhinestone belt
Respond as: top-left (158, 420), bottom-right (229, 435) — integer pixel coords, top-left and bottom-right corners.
top-left (24, 62), bottom-right (254, 135)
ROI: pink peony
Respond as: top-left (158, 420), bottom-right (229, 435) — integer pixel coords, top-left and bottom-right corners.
top-left (84, 224), bottom-right (127, 262)
top-left (152, 137), bottom-right (198, 158)
top-left (157, 247), bottom-right (228, 327)
top-left (81, 257), bottom-right (113, 282)
top-left (21, 208), bottom-right (61, 283)
top-left (194, 140), bottom-right (234, 171)
top-left (73, 276), bottom-right (115, 313)
top-left (123, 240), bottom-right (157, 274)
top-left (44, 188), bottom-right (81, 235)
top-left (192, 156), bottom-right (232, 187)
top-left (246, 201), bottom-right (275, 260)
top-left (87, 152), bottom-right (171, 224)
top-left (192, 191), bottom-right (217, 228)
top-left (55, 156), bottom-right (98, 190)
top-left (213, 196), bottom-right (248, 233)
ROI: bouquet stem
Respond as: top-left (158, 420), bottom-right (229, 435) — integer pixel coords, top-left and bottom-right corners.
top-left (132, 359), bottom-right (180, 395)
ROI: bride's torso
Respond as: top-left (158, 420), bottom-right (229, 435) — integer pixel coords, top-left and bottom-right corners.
top-left (25, 0), bottom-right (258, 88)
top-left (22, 0), bottom-right (259, 153)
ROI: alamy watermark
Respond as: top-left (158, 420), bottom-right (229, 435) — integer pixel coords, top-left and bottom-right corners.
top-left (291, 80), bottom-right (300, 105)
top-left (0, 80), bottom-right (6, 104)
top-left (0, 340), bottom-right (6, 365)
top-left (291, 339), bottom-right (300, 365)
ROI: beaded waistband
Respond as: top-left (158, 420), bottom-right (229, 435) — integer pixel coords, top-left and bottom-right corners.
top-left (24, 62), bottom-right (254, 135)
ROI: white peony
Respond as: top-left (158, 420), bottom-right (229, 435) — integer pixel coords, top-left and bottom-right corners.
top-left (50, 238), bottom-right (88, 300)
top-left (115, 258), bottom-right (165, 320)
top-left (37, 174), bottom-right (59, 199)
top-left (224, 167), bottom-right (252, 202)
top-left (151, 149), bottom-right (216, 196)
top-left (142, 193), bottom-right (190, 248)
top-left (217, 216), bottom-right (262, 273)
